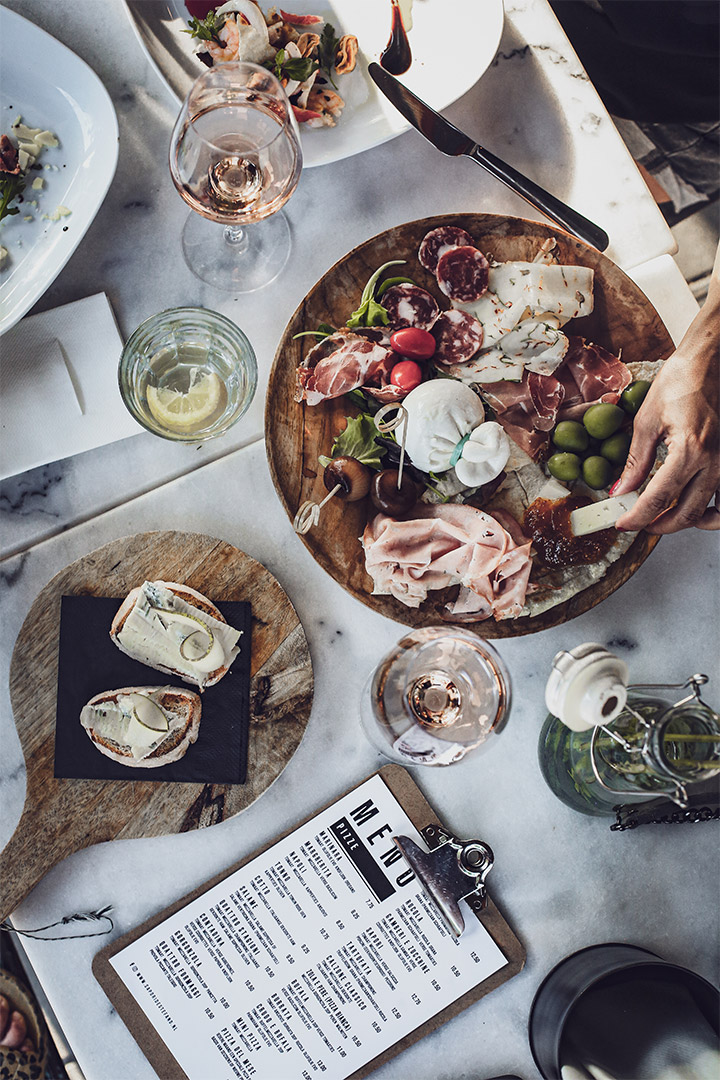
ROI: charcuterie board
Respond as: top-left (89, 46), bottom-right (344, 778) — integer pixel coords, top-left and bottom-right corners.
top-left (2, 531), bottom-right (313, 920)
top-left (265, 213), bottom-right (673, 636)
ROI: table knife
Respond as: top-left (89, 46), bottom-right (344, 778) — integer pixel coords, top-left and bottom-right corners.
top-left (369, 62), bottom-right (610, 252)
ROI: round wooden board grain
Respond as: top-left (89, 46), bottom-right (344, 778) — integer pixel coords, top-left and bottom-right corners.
top-left (2, 531), bottom-right (313, 919)
top-left (266, 213), bottom-right (671, 636)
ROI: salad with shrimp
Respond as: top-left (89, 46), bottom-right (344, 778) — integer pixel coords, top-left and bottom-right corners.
top-left (184, 2), bottom-right (358, 128)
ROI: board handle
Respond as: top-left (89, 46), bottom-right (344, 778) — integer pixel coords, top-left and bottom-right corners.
top-left (0, 792), bottom-right (113, 921)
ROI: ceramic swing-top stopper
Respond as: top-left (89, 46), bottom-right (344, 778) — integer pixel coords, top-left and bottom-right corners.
top-left (545, 642), bottom-right (629, 732)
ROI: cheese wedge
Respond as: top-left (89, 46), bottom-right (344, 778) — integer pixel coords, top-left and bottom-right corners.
top-left (570, 492), bottom-right (639, 536)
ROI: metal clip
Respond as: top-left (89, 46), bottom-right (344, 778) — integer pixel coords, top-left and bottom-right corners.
top-left (393, 824), bottom-right (494, 938)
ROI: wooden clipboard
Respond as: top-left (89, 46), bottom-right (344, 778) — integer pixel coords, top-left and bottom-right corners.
top-left (93, 765), bottom-right (525, 1080)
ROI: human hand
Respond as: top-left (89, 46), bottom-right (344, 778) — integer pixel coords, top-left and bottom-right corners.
top-left (612, 340), bottom-right (720, 533)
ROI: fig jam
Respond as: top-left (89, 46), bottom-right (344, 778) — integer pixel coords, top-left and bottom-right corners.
top-left (523, 495), bottom-right (615, 567)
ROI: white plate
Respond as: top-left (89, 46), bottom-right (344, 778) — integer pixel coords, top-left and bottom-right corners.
top-left (123, 0), bottom-right (504, 168)
top-left (0, 8), bottom-right (118, 335)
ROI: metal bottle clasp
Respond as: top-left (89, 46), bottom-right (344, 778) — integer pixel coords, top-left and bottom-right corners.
top-left (590, 674), bottom-right (710, 809)
top-left (394, 825), bottom-right (494, 938)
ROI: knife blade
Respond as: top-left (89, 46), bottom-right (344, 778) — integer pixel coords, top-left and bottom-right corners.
top-left (369, 62), bottom-right (609, 252)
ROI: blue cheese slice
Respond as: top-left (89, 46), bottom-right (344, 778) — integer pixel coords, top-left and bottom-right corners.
top-left (117, 581), bottom-right (241, 687)
top-left (570, 492), bottom-right (639, 536)
top-left (80, 690), bottom-right (178, 760)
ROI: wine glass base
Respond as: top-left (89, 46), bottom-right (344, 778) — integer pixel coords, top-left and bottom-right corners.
top-left (181, 210), bottom-right (292, 293)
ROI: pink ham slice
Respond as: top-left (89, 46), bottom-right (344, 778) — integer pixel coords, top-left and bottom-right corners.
top-left (480, 337), bottom-right (631, 459)
top-left (362, 503), bottom-right (532, 620)
top-left (295, 331), bottom-right (393, 405)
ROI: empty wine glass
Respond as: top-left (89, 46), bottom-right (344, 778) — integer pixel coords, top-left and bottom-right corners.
top-left (169, 62), bottom-right (302, 292)
top-left (361, 627), bottom-right (512, 766)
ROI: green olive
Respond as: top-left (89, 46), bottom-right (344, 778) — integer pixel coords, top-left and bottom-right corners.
top-left (620, 379), bottom-right (651, 416)
top-left (600, 431), bottom-right (631, 465)
top-left (582, 455), bottom-right (613, 490)
top-left (547, 452), bottom-right (582, 482)
top-left (552, 420), bottom-right (589, 453)
top-left (583, 403), bottom-right (625, 440)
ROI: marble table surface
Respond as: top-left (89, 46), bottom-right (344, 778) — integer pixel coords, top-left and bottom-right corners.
top-left (1, 2), bottom-right (717, 1079)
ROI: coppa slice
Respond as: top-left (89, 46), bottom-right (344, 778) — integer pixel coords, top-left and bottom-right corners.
top-left (295, 330), bottom-right (393, 405)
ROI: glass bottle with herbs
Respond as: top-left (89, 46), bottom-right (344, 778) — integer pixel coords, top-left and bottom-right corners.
top-left (538, 644), bottom-right (720, 817)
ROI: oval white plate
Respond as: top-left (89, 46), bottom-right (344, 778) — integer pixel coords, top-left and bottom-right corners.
top-left (0, 8), bottom-right (119, 336)
top-left (123, 0), bottom-right (504, 168)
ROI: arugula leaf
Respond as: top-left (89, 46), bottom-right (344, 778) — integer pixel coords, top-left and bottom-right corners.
top-left (0, 173), bottom-right (25, 223)
top-left (293, 322), bottom-right (336, 341)
top-left (183, 12), bottom-right (223, 43)
top-left (346, 259), bottom-right (406, 328)
top-left (317, 21), bottom-right (341, 87)
top-left (320, 414), bottom-right (385, 470)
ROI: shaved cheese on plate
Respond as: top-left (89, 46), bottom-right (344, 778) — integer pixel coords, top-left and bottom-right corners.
top-left (570, 492), bottom-right (639, 536)
top-left (454, 263), bottom-right (594, 346)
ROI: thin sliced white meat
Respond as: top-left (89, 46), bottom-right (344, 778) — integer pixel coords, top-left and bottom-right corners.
top-left (362, 503), bottom-right (532, 619)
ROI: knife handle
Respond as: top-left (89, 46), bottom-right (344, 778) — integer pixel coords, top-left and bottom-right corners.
top-left (469, 145), bottom-right (610, 252)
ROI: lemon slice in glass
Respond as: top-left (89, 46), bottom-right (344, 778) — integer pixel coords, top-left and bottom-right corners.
top-left (147, 369), bottom-right (225, 432)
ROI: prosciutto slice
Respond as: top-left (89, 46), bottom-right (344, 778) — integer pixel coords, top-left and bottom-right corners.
top-left (480, 337), bottom-right (631, 458)
top-left (295, 331), bottom-right (393, 405)
top-left (362, 504), bottom-right (532, 620)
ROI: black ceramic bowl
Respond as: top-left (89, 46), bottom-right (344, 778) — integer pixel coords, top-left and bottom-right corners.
top-left (528, 943), bottom-right (720, 1080)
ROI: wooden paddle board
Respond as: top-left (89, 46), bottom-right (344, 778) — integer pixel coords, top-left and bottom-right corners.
top-left (2, 531), bottom-right (313, 920)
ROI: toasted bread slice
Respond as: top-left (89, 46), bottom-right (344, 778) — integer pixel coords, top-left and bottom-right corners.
top-left (80, 685), bottom-right (201, 769)
top-left (110, 581), bottom-right (242, 689)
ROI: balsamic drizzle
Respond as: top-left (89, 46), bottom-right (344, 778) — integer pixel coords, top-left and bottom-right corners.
top-left (380, 0), bottom-right (412, 75)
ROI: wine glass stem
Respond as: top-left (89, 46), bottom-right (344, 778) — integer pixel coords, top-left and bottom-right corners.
top-left (223, 224), bottom-right (248, 254)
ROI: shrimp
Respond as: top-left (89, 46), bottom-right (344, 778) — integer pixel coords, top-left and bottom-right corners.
top-left (206, 16), bottom-right (240, 63)
top-left (306, 86), bottom-right (345, 127)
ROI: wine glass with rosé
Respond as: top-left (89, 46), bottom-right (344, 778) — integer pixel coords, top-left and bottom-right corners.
top-left (169, 61), bottom-right (302, 292)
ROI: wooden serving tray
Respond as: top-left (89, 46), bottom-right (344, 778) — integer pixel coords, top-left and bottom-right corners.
top-left (266, 213), bottom-right (671, 636)
top-left (1, 531), bottom-right (313, 920)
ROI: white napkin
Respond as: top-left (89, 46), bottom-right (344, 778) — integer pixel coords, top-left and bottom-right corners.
top-left (0, 293), bottom-right (142, 479)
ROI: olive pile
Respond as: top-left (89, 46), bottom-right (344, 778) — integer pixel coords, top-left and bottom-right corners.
top-left (547, 380), bottom-right (650, 489)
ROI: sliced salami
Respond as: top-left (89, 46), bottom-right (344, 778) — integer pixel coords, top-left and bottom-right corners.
top-left (418, 226), bottom-right (476, 272)
top-left (382, 283), bottom-right (439, 331)
top-left (431, 309), bottom-right (484, 365)
top-left (436, 246), bottom-right (490, 303)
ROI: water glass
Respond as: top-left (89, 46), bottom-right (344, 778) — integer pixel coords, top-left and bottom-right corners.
top-left (119, 307), bottom-right (257, 442)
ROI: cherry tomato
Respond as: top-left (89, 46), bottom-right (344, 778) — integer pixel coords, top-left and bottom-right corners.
top-left (390, 327), bottom-right (436, 360)
top-left (389, 360), bottom-right (423, 392)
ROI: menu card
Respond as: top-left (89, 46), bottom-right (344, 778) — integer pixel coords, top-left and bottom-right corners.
top-left (108, 774), bottom-right (507, 1080)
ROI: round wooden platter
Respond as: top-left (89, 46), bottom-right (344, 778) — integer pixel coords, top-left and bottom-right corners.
top-left (2, 531), bottom-right (313, 920)
top-left (266, 213), bottom-right (672, 637)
